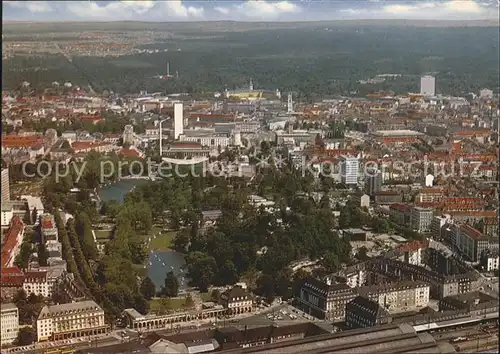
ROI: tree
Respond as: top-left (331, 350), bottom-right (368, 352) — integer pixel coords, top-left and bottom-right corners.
top-left (256, 274), bottom-right (275, 303)
top-left (372, 218), bottom-right (390, 233)
top-left (357, 246), bottom-right (369, 261)
top-left (31, 207), bottom-right (38, 225)
top-left (216, 260), bottom-right (239, 286)
top-left (163, 271), bottom-right (179, 297)
top-left (321, 252), bottom-right (340, 273)
top-left (211, 289), bottom-right (220, 302)
top-left (14, 243), bottom-right (32, 269)
top-left (173, 228), bottom-right (190, 252)
top-left (184, 294), bottom-right (195, 308)
top-left (339, 207), bottom-right (351, 229)
top-left (75, 212), bottom-right (98, 260)
top-left (37, 243), bottom-right (49, 266)
top-left (140, 277), bottom-right (156, 300)
top-left (133, 294), bottom-right (149, 315)
top-left (15, 327), bottom-right (36, 346)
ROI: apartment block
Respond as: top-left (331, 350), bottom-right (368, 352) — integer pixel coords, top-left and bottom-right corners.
top-left (411, 207), bottom-right (434, 233)
top-left (456, 224), bottom-right (491, 262)
top-left (1, 303), bottom-right (19, 346)
top-left (358, 281), bottom-right (430, 313)
top-left (430, 214), bottom-right (452, 240)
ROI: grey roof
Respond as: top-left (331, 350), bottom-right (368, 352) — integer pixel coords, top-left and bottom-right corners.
top-left (348, 296), bottom-right (391, 319)
top-left (186, 339), bottom-right (218, 353)
top-left (38, 300), bottom-right (102, 319)
top-left (1, 303), bottom-right (18, 312)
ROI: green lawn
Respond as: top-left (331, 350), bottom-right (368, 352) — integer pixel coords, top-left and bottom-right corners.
top-left (133, 264), bottom-right (148, 277)
top-left (149, 231), bottom-right (177, 251)
top-left (149, 297), bottom-right (192, 314)
top-left (200, 292), bottom-right (212, 302)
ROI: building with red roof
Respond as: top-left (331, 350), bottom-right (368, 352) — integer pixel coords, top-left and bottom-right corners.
top-left (0, 216), bottom-right (24, 269)
top-left (118, 147), bottom-right (144, 159)
top-left (1, 135), bottom-right (44, 149)
top-left (40, 214), bottom-right (58, 243)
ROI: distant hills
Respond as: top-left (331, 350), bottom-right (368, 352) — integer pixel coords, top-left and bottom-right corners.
top-left (2, 19), bottom-right (499, 34)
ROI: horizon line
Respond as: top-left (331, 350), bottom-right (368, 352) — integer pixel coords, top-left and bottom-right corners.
top-left (2, 19), bottom-right (499, 24)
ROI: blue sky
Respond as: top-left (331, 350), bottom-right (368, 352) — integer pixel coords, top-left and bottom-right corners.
top-left (2, 0), bottom-right (499, 21)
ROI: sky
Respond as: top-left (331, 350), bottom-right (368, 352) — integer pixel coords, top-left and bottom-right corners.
top-left (2, 0), bottom-right (499, 22)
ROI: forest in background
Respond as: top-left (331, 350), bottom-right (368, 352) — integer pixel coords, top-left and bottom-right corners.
top-left (2, 24), bottom-right (499, 98)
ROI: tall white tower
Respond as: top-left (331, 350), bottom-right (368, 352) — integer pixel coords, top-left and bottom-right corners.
top-left (233, 130), bottom-right (242, 147)
top-left (249, 78), bottom-right (254, 91)
top-left (287, 92), bottom-right (293, 113)
top-left (340, 156), bottom-right (359, 186)
top-left (174, 103), bottom-right (184, 140)
top-left (122, 125), bottom-right (135, 145)
top-left (420, 75), bottom-right (436, 96)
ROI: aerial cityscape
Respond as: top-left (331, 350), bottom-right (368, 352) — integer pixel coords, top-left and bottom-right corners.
top-left (1, 1), bottom-right (499, 353)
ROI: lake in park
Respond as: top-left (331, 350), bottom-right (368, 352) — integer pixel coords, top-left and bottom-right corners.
top-left (99, 179), bottom-right (188, 290)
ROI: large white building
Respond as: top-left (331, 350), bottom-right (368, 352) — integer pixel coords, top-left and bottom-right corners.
top-left (411, 207), bottom-right (434, 233)
top-left (1, 303), bottom-right (19, 346)
top-left (420, 75), bottom-right (436, 96)
top-left (340, 156), bottom-right (359, 186)
top-left (1, 202), bottom-right (14, 228)
top-left (1, 168), bottom-right (10, 202)
top-left (479, 88), bottom-right (494, 100)
top-left (179, 131), bottom-right (231, 149)
top-left (174, 103), bottom-right (184, 140)
top-left (36, 300), bottom-right (108, 342)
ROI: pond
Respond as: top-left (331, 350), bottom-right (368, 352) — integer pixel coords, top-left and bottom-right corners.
top-left (99, 179), bottom-right (188, 290)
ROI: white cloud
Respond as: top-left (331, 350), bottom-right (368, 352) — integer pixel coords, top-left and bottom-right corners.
top-left (214, 6), bottom-right (230, 15)
top-left (7, 1), bottom-right (53, 13)
top-left (382, 0), bottom-right (491, 18)
top-left (119, 1), bottom-right (155, 15)
top-left (383, 2), bottom-right (437, 14)
top-left (64, 0), bottom-right (203, 20)
top-left (162, 0), bottom-right (204, 18)
top-left (443, 0), bottom-right (483, 13)
top-left (236, 0), bottom-right (300, 19)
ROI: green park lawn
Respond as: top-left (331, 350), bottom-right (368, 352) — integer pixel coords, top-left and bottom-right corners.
top-left (149, 297), bottom-right (192, 314)
top-left (149, 231), bottom-right (177, 251)
top-left (200, 292), bottom-right (212, 302)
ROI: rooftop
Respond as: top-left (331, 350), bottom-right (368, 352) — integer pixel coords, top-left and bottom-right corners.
top-left (38, 300), bottom-right (102, 319)
top-left (0, 303), bottom-right (18, 312)
top-left (371, 130), bottom-right (425, 137)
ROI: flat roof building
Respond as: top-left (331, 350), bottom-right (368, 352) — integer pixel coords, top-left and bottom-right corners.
top-left (1, 303), bottom-right (19, 346)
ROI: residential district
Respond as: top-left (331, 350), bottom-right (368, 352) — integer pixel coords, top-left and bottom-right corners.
top-left (1, 77), bottom-right (499, 353)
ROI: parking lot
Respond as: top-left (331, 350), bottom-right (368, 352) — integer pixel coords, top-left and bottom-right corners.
top-left (236, 304), bottom-right (322, 327)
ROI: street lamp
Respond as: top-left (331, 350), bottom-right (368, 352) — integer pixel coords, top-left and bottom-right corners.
top-left (159, 118), bottom-right (170, 157)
